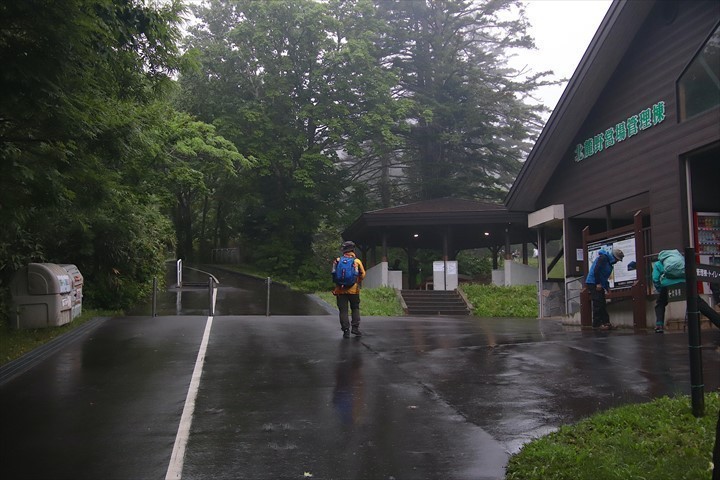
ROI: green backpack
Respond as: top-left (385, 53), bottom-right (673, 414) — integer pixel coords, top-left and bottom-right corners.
top-left (658, 249), bottom-right (685, 280)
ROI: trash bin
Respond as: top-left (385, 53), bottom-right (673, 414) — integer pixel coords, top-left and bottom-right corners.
top-left (10, 263), bottom-right (73, 329)
top-left (60, 264), bottom-right (83, 319)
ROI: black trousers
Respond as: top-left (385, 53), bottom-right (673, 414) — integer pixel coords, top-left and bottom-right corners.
top-left (656, 286), bottom-right (720, 329)
top-left (336, 294), bottom-right (361, 331)
top-left (590, 287), bottom-right (609, 328)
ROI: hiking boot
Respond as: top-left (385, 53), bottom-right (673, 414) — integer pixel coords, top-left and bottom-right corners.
top-left (654, 327), bottom-right (664, 334)
top-left (342, 329), bottom-right (350, 339)
top-left (599, 323), bottom-right (615, 331)
top-left (351, 328), bottom-right (362, 337)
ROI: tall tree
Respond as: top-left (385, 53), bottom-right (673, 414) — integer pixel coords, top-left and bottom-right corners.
top-left (0, 0), bottom-right (188, 310)
top-left (374, 0), bottom-right (552, 202)
top-left (179, 0), bottom-right (402, 272)
top-left (150, 107), bottom-right (250, 261)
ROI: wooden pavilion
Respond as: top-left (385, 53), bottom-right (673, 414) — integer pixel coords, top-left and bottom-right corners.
top-left (342, 198), bottom-right (534, 289)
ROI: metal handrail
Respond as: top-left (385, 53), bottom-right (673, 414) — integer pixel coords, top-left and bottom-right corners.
top-left (565, 276), bottom-right (585, 313)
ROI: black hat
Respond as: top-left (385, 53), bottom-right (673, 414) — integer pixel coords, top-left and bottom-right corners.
top-left (341, 240), bottom-right (356, 253)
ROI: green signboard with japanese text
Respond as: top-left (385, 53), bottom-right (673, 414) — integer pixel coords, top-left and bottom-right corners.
top-left (574, 101), bottom-right (666, 163)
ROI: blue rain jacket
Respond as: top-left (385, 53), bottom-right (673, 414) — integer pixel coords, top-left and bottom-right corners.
top-left (585, 250), bottom-right (617, 290)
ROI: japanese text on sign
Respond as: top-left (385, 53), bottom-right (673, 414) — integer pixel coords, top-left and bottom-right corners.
top-left (696, 264), bottom-right (720, 282)
top-left (574, 101), bottom-right (666, 162)
top-left (668, 284), bottom-right (686, 303)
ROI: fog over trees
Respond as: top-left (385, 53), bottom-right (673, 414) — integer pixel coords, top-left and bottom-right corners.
top-left (1, 0), bottom-right (554, 310)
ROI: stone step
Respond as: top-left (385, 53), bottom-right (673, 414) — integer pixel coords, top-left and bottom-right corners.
top-left (400, 290), bottom-right (470, 316)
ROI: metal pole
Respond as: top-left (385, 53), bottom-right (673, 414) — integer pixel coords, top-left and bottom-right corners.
top-left (152, 277), bottom-right (158, 317)
top-left (266, 277), bottom-right (271, 317)
top-left (208, 276), bottom-right (215, 316)
top-left (684, 247), bottom-right (704, 418)
top-left (177, 259), bottom-right (182, 288)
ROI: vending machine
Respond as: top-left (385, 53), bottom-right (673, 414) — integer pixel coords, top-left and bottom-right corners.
top-left (694, 212), bottom-right (720, 298)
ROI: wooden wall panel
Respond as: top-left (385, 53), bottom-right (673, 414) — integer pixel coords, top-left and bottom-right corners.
top-left (537, 0), bottom-right (720, 253)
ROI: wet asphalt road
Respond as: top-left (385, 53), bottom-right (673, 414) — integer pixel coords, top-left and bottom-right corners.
top-left (1, 313), bottom-right (718, 480)
top-left (125, 264), bottom-right (329, 317)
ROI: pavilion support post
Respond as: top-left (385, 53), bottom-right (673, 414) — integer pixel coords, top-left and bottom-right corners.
top-left (382, 232), bottom-right (388, 263)
top-left (522, 242), bottom-right (528, 265)
top-left (537, 229), bottom-right (545, 318)
top-left (489, 245), bottom-right (501, 270)
top-left (408, 246), bottom-right (417, 289)
top-left (442, 231), bottom-right (449, 261)
top-left (443, 230), bottom-right (449, 291)
top-left (504, 228), bottom-right (512, 260)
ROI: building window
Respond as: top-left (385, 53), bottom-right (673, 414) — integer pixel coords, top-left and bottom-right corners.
top-left (678, 24), bottom-right (720, 121)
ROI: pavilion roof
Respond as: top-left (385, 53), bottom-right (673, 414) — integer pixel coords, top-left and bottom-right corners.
top-left (343, 198), bottom-right (532, 251)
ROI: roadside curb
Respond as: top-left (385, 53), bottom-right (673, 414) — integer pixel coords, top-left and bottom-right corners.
top-left (0, 317), bottom-right (109, 386)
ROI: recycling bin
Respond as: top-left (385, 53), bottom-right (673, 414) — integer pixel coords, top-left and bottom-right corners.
top-left (10, 263), bottom-right (73, 328)
top-left (60, 264), bottom-right (83, 319)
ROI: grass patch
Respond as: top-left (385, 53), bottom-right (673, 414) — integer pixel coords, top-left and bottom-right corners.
top-left (460, 283), bottom-right (537, 317)
top-left (315, 283), bottom-right (538, 317)
top-left (0, 309), bottom-right (120, 367)
top-left (315, 286), bottom-right (404, 316)
top-left (506, 393), bottom-right (720, 480)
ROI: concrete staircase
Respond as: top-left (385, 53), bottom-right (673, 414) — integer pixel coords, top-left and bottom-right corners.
top-left (400, 290), bottom-right (471, 316)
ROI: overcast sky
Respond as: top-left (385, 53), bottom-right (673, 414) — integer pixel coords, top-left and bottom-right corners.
top-left (512, 0), bottom-right (613, 112)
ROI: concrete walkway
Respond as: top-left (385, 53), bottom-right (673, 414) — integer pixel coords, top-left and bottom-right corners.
top-left (1, 314), bottom-right (718, 480)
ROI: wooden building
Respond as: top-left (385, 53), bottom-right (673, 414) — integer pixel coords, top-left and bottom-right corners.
top-left (505, 0), bottom-right (720, 322)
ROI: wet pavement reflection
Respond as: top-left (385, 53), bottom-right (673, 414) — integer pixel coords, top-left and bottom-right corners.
top-left (126, 263), bottom-right (330, 316)
top-left (333, 340), bottom-right (365, 425)
top-left (1, 300), bottom-right (718, 479)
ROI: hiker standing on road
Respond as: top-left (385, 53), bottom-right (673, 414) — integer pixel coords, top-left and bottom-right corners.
top-left (652, 249), bottom-right (720, 332)
top-left (332, 241), bottom-right (366, 338)
top-left (586, 248), bottom-right (624, 330)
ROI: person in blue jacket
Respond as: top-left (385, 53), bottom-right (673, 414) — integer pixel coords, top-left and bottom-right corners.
top-left (586, 248), bottom-right (624, 330)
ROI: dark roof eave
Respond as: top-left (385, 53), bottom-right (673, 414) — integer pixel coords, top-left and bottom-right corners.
top-left (505, 0), bottom-right (656, 212)
top-left (360, 211), bottom-right (526, 226)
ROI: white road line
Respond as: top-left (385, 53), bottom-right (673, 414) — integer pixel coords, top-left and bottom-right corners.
top-left (165, 288), bottom-right (217, 479)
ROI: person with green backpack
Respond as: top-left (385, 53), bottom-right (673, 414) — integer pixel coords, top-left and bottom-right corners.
top-left (652, 250), bottom-right (687, 333)
top-left (652, 249), bottom-right (720, 333)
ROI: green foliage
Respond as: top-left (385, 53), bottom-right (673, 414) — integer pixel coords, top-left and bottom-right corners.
top-left (361, 287), bottom-right (406, 316)
top-left (179, 0), bottom-right (353, 268)
top-left (456, 250), bottom-right (493, 280)
top-left (76, 194), bottom-right (174, 310)
top-left (506, 393), bottom-right (720, 480)
top-left (179, 0), bottom-right (551, 267)
top-left (315, 287), bottom-right (404, 316)
top-left (370, 0), bottom-right (554, 202)
top-left (148, 106), bottom-right (251, 261)
top-left (0, 0), bottom-right (188, 313)
top-left (460, 284), bottom-right (537, 317)
top-left (0, 0), bottom-right (558, 315)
